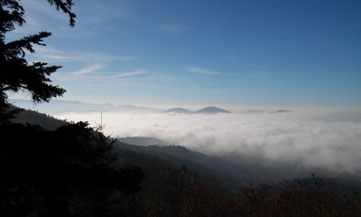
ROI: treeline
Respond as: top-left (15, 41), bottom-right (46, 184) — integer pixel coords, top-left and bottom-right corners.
top-left (118, 172), bottom-right (361, 217)
top-left (115, 143), bottom-right (361, 217)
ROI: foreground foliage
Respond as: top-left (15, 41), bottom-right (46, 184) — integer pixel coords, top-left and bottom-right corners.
top-left (0, 122), bottom-right (144, 217)
top-left (124, 166), bottom-right (361, 217)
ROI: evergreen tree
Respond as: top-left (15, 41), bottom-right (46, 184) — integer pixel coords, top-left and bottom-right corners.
top-left (0, 0), bottom-right (75, 122)
top-left (0, 2), bottom-right (145, 216)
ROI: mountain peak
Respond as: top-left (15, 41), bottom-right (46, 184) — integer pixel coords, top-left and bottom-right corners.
top-left (196, 106), bottom-right (230, 113)
top-left (164, 107), bottom-right (193, 113)
top-left (270, 109), bottom-right (290, 113)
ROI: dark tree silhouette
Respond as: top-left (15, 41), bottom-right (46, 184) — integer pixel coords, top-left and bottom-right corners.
top-left (0, 122), bottom-right (144, 217)
top-left (0, 1), bottom-right (145, 216)
top-left (0, 0), bottom-right (75, 123)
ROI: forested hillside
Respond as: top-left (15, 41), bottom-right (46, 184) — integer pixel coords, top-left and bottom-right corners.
top-left (10, 105), bottom-right (67, 130)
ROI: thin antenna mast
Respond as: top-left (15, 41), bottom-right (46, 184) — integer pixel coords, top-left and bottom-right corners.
top-left (100, 112), bottom-right (103, 132)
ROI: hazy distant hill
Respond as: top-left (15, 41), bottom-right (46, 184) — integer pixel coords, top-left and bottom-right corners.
top-left (115, 140), bottom-right (242, 185)
top-left (195, 106), bottom-right (230, 113)
top-left (164, 106), bottom-right (231, 114)
top-left (117, 136), bottom-right (260, 184)
top-left (115, 136), bottom-right (300, 184)
top-left (11, 99), bottom-right (234, 115)
top-left (10, 105), bottom-right (67, 130)
top-left (9, 99), bottom-right (162, 115)
top-left (270, 109), bottom-right (290, 113)
top-left (164, 107), bottom-right (193, 114)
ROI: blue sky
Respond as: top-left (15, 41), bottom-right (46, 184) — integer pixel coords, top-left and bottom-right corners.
top-left (8, 0), bottom-right (361, 107)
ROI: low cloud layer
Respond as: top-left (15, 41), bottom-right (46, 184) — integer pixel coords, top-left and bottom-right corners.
top-left (55, 110), bottom-right (361, 175)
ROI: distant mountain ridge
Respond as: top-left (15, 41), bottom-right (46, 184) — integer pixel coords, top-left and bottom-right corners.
top-left (196, 106), bottom-right (230, 113)
top-left (164, 106), bottom-right (231, 114)
top-left (270, 109), bottom-right (290, 113)
top-left (11, 99), bottom-right (293, 115)
top-left (164, 107), bottom-right (193, 114)
top-left (11, 99), bottom-right (232, 114)
top-left (10, 99), bottom-right (162, 115)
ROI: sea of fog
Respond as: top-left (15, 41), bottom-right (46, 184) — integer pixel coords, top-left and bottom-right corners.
top-left (54, 109), bottom-right (361, 175)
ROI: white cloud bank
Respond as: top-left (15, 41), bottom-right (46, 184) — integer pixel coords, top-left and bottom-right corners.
top-left (55, 109), bottom-right (361, 174)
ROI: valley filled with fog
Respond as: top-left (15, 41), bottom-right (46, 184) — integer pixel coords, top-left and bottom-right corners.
top-left (4, 0), bottom-right (361, 215)
top-left (52, 106), bottom-right (361, 177)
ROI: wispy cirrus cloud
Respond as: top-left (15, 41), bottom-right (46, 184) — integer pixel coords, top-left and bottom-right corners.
top-left (56, 69), bottom-right (150, 81)
top-left (184, 66), bottom-right (223, 75)
top-left (30, 46), bottom-right (135, 63)
top-left (109, 70), bottom-right (150, 78)
top-left (72, 64), bottom-right (104, 75)
top-left (53, 69), bottom-right (156, 89)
